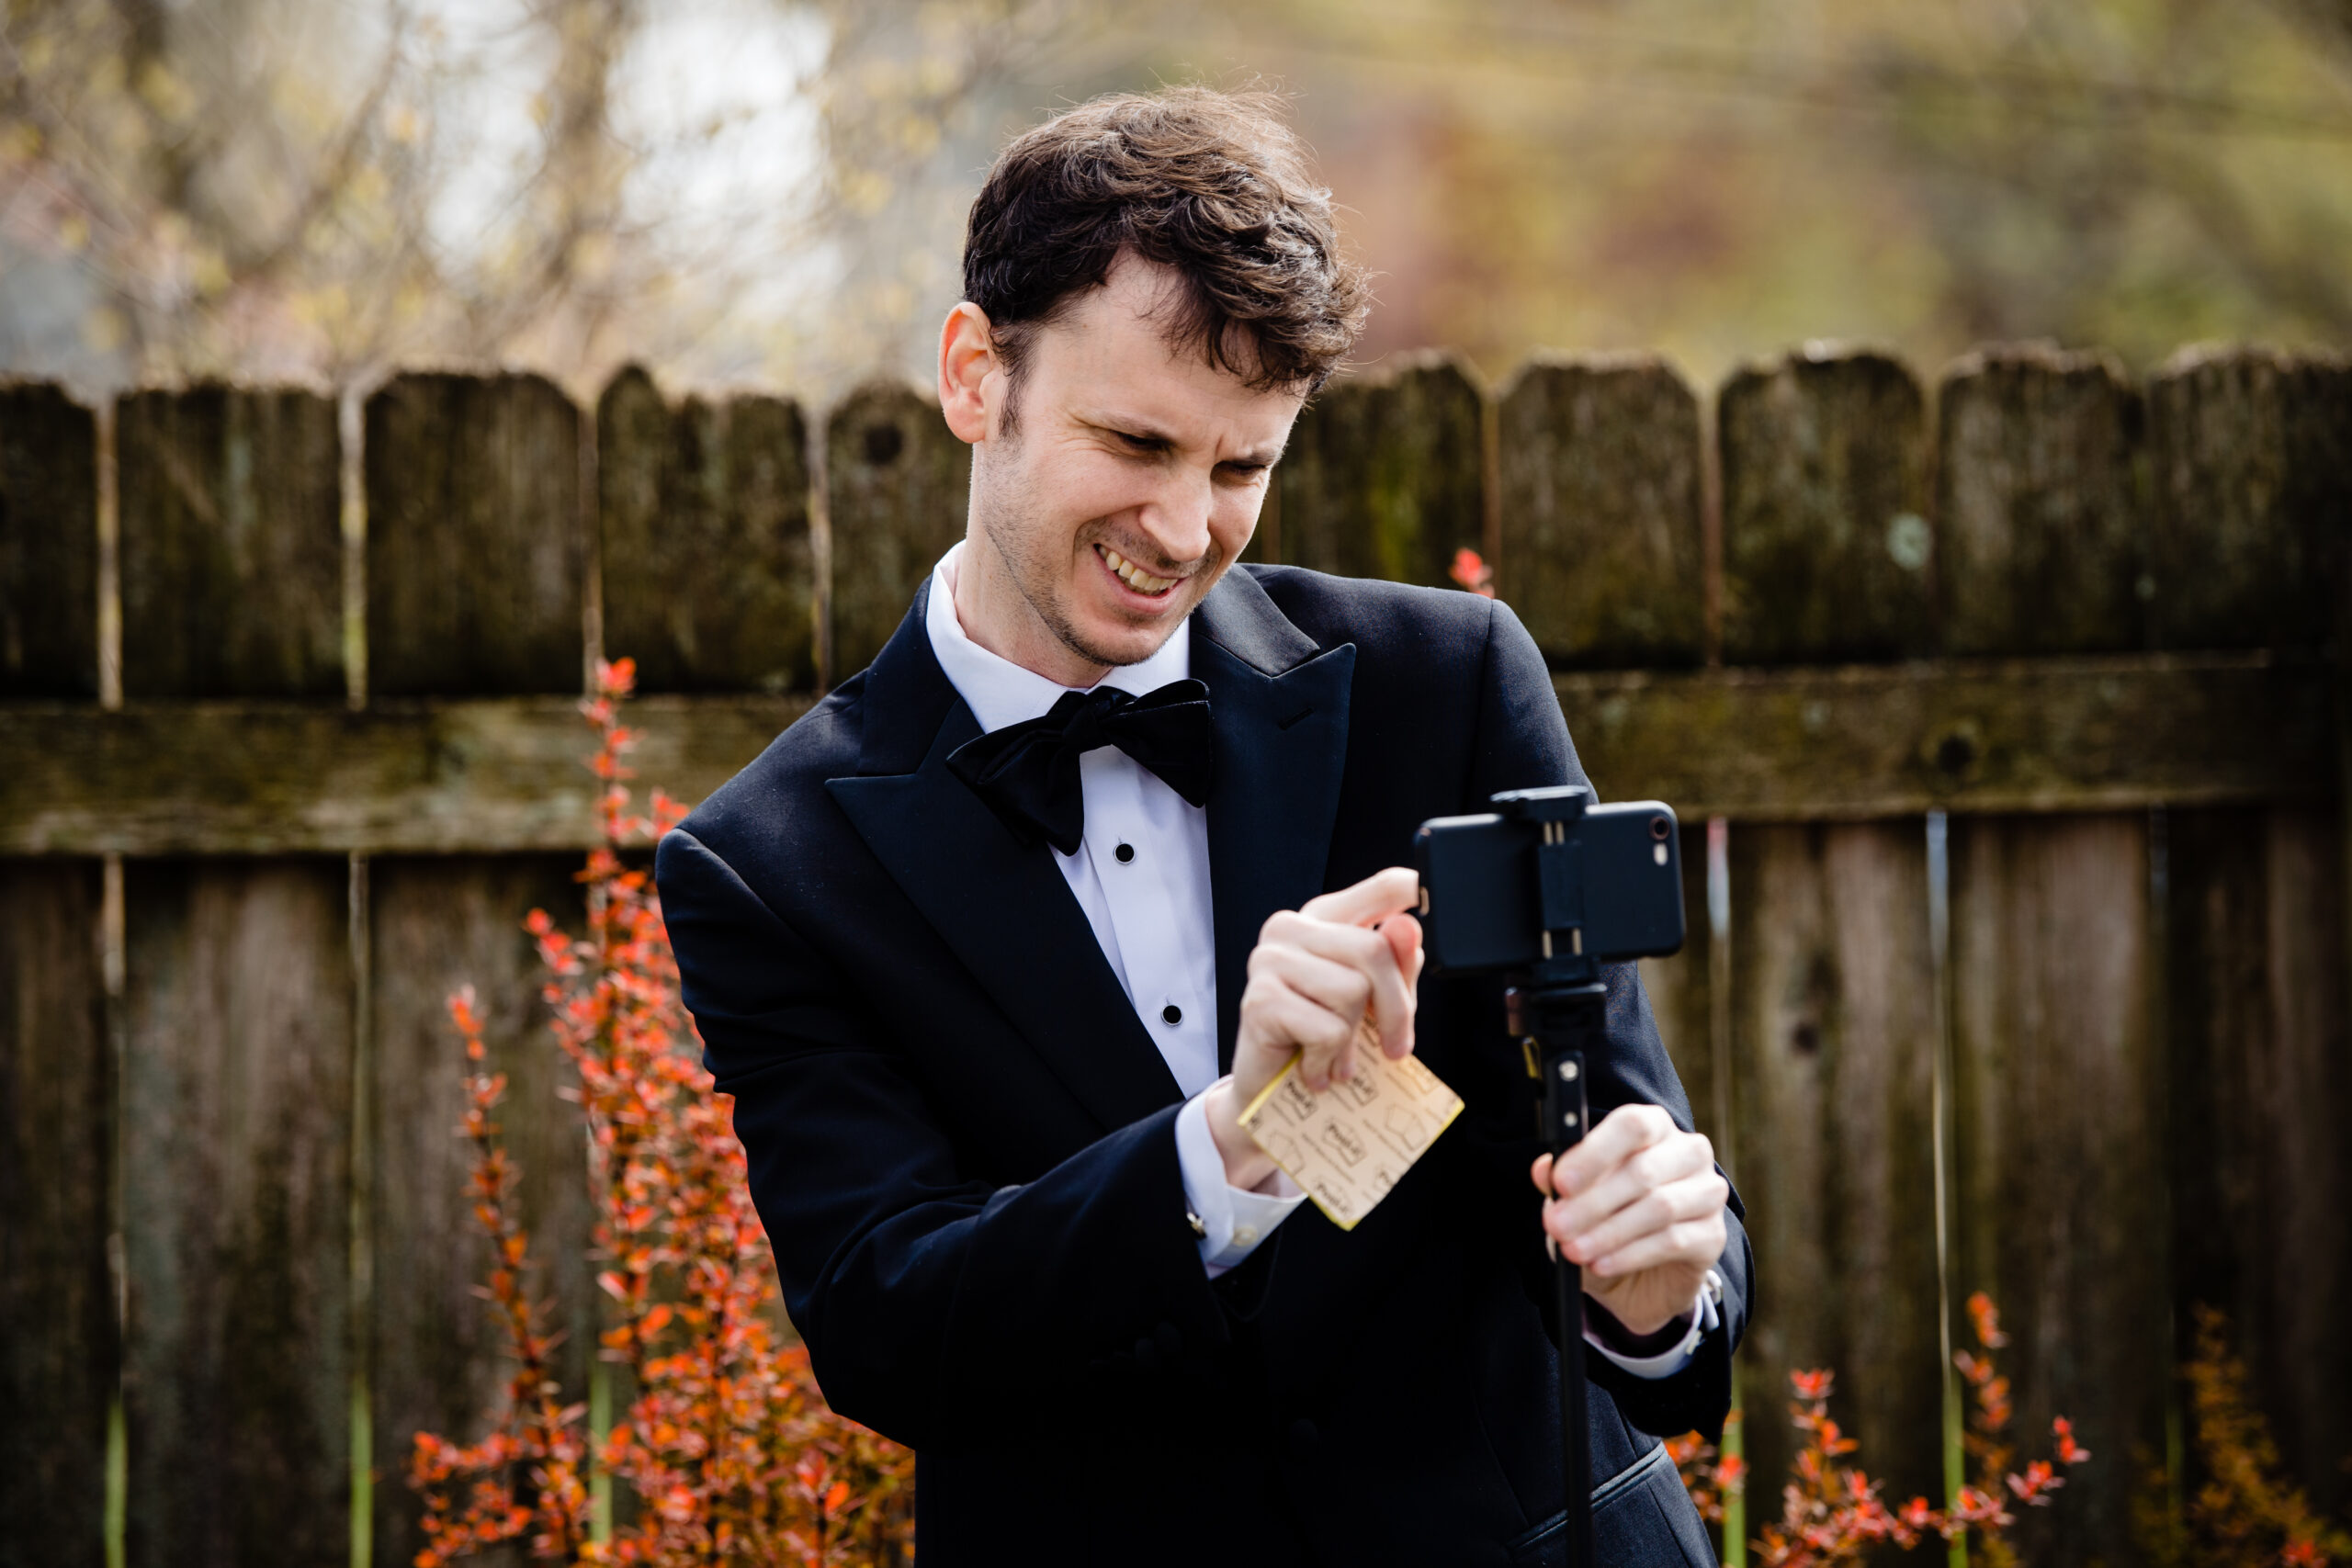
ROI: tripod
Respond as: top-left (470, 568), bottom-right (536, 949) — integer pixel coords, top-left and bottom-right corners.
top-left (1508, 976), bottom-right (1607, 1568)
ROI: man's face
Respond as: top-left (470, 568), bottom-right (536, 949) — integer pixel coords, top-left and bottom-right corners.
top-left (962, 254), bottom-right (1304, 674)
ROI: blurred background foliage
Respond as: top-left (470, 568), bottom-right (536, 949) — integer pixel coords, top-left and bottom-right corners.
top-left (3, 0), bottom-right (2349, 405)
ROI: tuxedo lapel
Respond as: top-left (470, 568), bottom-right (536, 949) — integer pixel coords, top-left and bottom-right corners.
top-left (827, 582), bottom-right (1183, 1134)
top-left (1192, 570), bottom-right (1357, 1073)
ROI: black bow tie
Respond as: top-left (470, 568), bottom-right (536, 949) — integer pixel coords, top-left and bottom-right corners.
top-left (947, 678), bottom-right (1216, 855)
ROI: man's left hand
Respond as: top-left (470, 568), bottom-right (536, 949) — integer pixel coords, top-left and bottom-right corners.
top-left (1530, 1106), bottom-right (1728, 1337)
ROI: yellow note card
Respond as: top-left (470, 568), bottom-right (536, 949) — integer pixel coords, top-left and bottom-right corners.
top-left (1237, 1045), bottom-right (1465, 1231)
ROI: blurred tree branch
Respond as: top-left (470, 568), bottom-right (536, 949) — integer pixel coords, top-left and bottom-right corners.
top-left (2, 0), bottom-right (2346, 399)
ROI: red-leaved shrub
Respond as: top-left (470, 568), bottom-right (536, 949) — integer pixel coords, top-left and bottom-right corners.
top-left (2135, 1305), bottom-right (2352, 1568)
top-left (408, 660), bottom-right (916, 1567)
top-left (1673, 1292), bottom-right (2089, 1568)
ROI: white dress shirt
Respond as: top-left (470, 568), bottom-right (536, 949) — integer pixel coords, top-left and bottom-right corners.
top-left (922, 544), bottom-right (1705, 1373)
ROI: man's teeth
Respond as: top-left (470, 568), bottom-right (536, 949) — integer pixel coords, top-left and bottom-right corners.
top-left (1099, 546), bottom-right (1176, 594)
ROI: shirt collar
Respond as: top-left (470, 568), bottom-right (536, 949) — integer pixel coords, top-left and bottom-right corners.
top-left (924, 541), bottom-right (1193, 735)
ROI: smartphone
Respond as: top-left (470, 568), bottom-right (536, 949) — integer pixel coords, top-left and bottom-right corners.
top-left (1413, 796), bottom-right (1685, 974)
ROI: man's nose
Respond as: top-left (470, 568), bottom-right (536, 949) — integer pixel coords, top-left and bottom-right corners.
top-left (1133, 465), bottom-right (1216, 565)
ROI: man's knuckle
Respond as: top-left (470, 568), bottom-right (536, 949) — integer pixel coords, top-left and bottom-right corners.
top-left (1667, 1182), bottom-right (1713, 1221)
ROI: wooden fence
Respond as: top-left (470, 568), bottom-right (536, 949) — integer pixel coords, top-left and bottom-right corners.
top-left (1, 342), bottom-right (2345, 1568)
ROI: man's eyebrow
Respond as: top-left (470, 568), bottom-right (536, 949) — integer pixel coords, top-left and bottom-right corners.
top-left (1078, 413), bottom-right (1176, 445)
top-left (1079, 414), bottom-right (1286, 467)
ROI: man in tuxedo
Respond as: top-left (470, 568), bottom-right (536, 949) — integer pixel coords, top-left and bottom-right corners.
top-left (655, 86), bottom-right (1750, 1565)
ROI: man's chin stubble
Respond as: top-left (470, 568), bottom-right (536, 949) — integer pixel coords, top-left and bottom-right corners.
top-left (1045, 556), bottom-right (1225, 671)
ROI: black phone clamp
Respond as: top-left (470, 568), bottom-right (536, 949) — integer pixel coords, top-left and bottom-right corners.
top-left (1493, 784), bottom-right (1602, 980)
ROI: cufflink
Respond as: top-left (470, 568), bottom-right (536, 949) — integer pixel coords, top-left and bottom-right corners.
top-left (1185, 1209), bottom-right (1206, 1239)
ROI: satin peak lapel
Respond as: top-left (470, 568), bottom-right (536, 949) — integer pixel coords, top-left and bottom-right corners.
top-left (825, 589), bottom-right (1182, 1134)
top-left (1191, 570), bottom-right (1356, 1071)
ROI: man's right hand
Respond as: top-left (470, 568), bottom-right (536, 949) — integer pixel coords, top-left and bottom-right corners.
top-left (1201, 866), bottom-right (1425, 1190)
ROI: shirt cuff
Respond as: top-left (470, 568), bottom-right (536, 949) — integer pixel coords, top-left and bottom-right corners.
top-left (1175, 1082), bottom-right (1307, 1277)
top-left (1583, 1269), bottom-right (1724, 1380)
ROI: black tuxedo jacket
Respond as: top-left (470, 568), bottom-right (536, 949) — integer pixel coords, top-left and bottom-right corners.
top-left (655, 565), bottom-right (1752, 1567)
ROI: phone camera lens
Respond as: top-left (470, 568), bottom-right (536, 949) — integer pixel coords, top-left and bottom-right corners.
top-left (1649, 816), bottom-right (1671, 840)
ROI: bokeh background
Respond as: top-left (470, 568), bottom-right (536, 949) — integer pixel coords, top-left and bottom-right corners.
top-left (5, 0), bottom-right (2350, 400)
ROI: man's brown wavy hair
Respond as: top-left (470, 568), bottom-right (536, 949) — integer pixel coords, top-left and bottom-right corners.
top-left (962, 86), bottom-right (1370, 428)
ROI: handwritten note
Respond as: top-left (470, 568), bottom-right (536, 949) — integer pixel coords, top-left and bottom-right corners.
top-left (1237, 1045), bottom-right (1464, 1231)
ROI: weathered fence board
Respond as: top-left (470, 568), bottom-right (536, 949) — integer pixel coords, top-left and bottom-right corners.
top-left (598, 367), bottom-right (815, 694)
top-left (1937, 346), bottom-right (2146, 656)
top-left (1931, 344), bottom-right (2179, 1567)
top-left (367, 856), bottom-right (594, 1568)
top-left (1277, 355), bottom-right (1484, 589)
top-left (0, 695), bottom-right (814, 854)
top-left (2166, 807), bottom-right (2352, 1519)
top-left (1947, 813), bottom-right (2167, 1567)
top-left (1713, 348), bottom-right (1951, 1522)
top-left (1555, 651), bottom-right (2330, 820)
top-left (1729, 821), bottom-right (1946, 1512)
top-left (117, 386), bottom-right (344, 698)
top-left (2150, 346), bottom-right (2352, 1530)
top-left (119, 858), bottom-right (354, 1568)
top-left (2147, 349), bottom-right (2352, 652)
top-left (1497, 355), bottom-right (1705, 668)
top-left (0, 381), bottom-right (99, 697)
top-left (1719, 349), bottom-right (1933, 664)
top-left (826, 382), bottom-right (967, 681)
top-left (1, 660), bottom-right (2321, 855)
top-left (0, 858), bottom-right (109, 1568)
top-left (366, 373), bottom-right (584, 695)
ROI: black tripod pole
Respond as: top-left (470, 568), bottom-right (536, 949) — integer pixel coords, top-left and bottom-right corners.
top-left (1510, 979), bottom-right (1609, 1568)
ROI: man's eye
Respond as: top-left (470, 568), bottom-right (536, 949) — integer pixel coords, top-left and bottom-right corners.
top-left (1115, 432), bottom-right (1164, 453)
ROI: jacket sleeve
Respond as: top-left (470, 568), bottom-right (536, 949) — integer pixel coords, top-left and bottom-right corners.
top-left (1458, 596), bottom-right (1756, 1442)
top-left (655, 826), bottom-right (1233, 1451)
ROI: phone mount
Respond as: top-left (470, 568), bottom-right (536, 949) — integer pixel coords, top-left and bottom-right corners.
top-left (1491, 784), bottom-right (1606, 988)
top-left (1497, 787), bottom-right (1607, 1568)
top-left (1416, 783), bottom-right (1679, 1568)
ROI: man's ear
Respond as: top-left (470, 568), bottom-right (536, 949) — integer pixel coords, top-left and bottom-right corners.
top-left (938, 301), bottom-right (999, 446)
